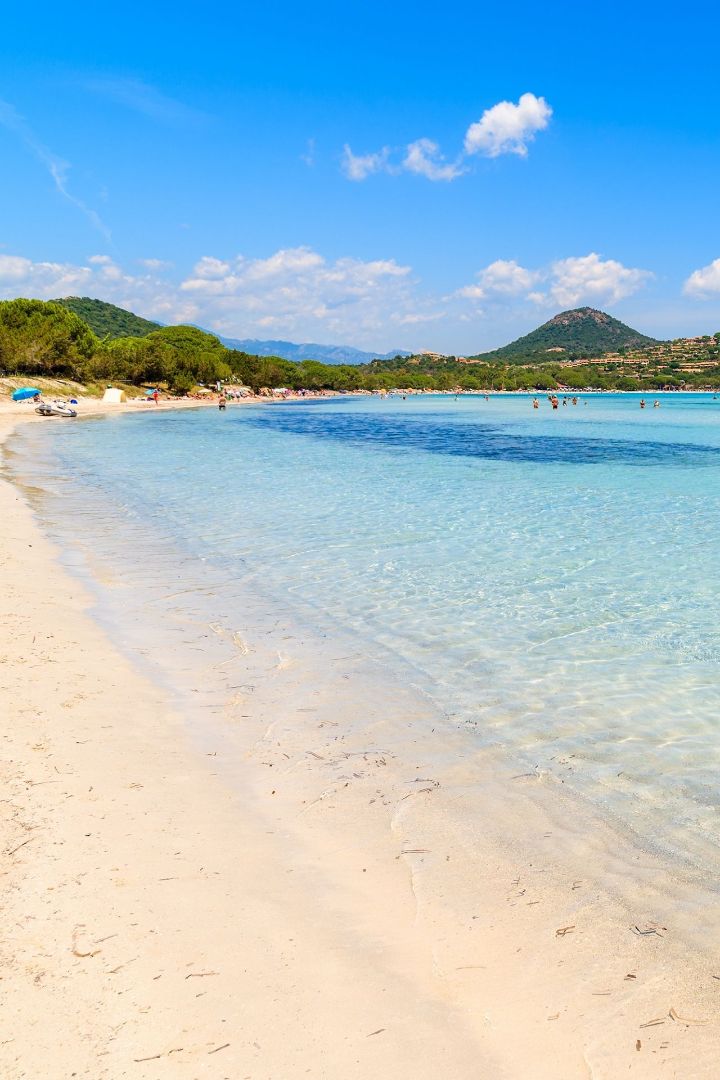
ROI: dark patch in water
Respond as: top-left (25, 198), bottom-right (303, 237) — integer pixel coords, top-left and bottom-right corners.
top-left (240, 407), bottom-right (720, 467)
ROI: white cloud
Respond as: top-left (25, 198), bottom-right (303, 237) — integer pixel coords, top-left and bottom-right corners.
top-left (0, 247), bottom-right (425, 348)
top-left (0, 255), bottom-right (35, 283)
top-left (548, 253), bottom-right (651, 307)
top-left (458, 259), bottom-right (542, 300)
top-left (683, 258), bottom-right (720, 298)
top-left (457, 253), bottom-right (652, 309)
top-left (343, 92), bottom-right (552, 182)
top-left (191, 256), bottom-right (232, 280)
top-left (464, 92), bottom-right (552, 159)
top-left (0, 98), bottom-right (111, 241)
top-left (402, 138), bottom-right (464, 181)
top-left (341, 144), bottom-right (391, 180)
top-left (0, 247), bottom-right (655, 353)
top-left (0, 254), bottom-right (93, 296)
top-left (138, 258), bottom-right (173, 270)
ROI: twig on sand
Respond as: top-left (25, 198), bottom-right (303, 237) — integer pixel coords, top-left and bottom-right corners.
top-left (72, 926), bottom-right (101, 958)
top-left (632, 924), bottom-right (666, 937)
top-left (639, 1018), bottom-right (666, 1028)
top-left (208, 1042), bottom-right (230, 1054)
top-left (133, 1047), bottom-right (183, 1062)
top-left (108, 957), bottom-right (138, 975)
top-left (555, 925), bottom-right (575, 937)
top-left (669, 1007), bottom-right (709, 1026)
top-left (185, 971), bottom-right (219, 979)
top-left (366, 1029), bottom-right (385, 1037)
top-left (5, 837), bottom-right (33, 856)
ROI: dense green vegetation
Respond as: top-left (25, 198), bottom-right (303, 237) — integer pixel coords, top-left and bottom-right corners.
top-left (0, 299), bottom-right (100, 377)
top-left (2, 298), bottom-right (720, 394)
top-left (55, 297), bottom-right (162, 339)
top-left (473, 307), bottom-right (660, 364)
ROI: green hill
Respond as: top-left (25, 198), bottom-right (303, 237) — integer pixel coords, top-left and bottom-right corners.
top-left (473, 307), bottom-right (661, 363)
top-left (55, 297), bottom-right (162, 339)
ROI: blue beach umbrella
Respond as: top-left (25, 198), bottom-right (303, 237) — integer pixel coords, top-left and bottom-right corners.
top-left (11, 387), bottom-right (41, 401)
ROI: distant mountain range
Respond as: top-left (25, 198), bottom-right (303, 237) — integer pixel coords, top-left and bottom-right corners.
top-left (54, 297), bottom-right (663, 368)
top-left (472, 307), bottom-right (661, 364)
top-left (216, 336), bottom-right (411, 365)
top-left (53, 298), bottom-right (409, 365)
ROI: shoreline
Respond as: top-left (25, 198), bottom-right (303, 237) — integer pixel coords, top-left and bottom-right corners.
top-left (0, 407), bottom-right (501, 1078)
top-left (2, 406), bottom-right (720, 1077)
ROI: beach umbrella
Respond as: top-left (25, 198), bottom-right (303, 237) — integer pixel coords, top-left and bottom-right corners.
top-left (145, 388), bottom-right (157, 396)
top-left (11, 387), bottom-right (41, 401)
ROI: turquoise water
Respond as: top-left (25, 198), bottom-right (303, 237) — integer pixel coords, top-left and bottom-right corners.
top-left (11, 393), bottom-right (720, 871)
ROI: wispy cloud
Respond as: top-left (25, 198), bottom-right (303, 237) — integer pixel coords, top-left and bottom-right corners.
top-left (341, 144), bottom-right (392, 180)
top-left (402, 139), bottom-right (465, 181)
top-left (0, 99), bottom-right (111, 241)
top-left (138, 257), bottom-right (173, 271)
top-left (301, 137), bottom-right (316, 167)
top-left (83, 77), bottom-right (208, 124)
top-left (342, 92), bottom-right (552, 183)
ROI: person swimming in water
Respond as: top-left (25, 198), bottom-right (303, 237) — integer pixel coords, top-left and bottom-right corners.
top-left (532, 398), bottom-right (539, 409)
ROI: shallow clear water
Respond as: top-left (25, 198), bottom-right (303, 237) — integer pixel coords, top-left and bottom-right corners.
top-left (11, 393), bottom-right (720, 871)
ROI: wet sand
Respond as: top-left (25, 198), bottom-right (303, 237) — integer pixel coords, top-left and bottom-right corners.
top-left (1, 404), bottom-right (719, 1078)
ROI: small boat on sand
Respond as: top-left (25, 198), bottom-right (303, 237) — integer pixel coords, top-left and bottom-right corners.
top-left (35, 400), bottom-right (78, 418)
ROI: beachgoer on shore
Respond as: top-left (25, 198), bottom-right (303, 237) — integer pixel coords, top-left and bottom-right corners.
top-left (153, 389), bottom-right (159, 404)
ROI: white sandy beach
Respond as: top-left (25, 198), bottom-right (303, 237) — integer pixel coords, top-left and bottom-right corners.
top-left (2, 401), bottom-right (720, 1079)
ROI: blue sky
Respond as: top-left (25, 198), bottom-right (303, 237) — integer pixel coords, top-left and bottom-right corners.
top-left (2, 0), bottom-right (720, 353)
